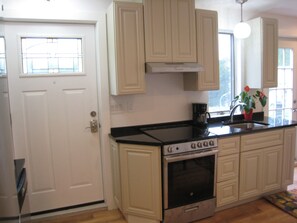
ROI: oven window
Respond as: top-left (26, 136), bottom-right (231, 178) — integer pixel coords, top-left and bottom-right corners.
top-left (167, 155), bottom-right (215, 209)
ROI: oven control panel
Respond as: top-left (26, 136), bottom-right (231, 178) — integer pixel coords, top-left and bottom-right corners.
top-left (163, 138), bottom-right (218, 155)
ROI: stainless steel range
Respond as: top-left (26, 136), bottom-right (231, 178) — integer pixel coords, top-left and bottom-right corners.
top-left (142, 124), bottom-right (218, 223)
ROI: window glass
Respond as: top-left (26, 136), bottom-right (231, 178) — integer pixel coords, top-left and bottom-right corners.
top-left (208, 33), bottom-right (234, 114)
top-left (0, 37), bottom-right (7, 76)
top-left (21, 37), bottom-right (83, 75)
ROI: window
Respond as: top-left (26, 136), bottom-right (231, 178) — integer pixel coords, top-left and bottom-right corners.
top-left (21, 37), bottom-right (83, 75)
top-left (208, 33), bottom-right (234, 114)
top-left (268, 47), bottom-right (294, 124)
top-left (0, 36), bottom-right (7, 76)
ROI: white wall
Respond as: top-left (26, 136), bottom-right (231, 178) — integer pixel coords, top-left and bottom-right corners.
top-left (3, 0), bottom-right (297, 127)
top-left (110, 74), bottom-right (208, 127)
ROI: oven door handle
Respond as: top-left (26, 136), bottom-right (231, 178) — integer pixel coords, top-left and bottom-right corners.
top-left (164, 149), bottom-right (218, 163)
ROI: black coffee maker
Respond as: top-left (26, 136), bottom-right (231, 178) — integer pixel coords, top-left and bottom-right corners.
top-left (192, 103), bottom-right (211, 127)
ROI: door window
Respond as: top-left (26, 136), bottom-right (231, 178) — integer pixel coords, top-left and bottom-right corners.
top-left (21, 37), bottom-right (83, 75)
top-left (268, 47), bottom-right (294, 124)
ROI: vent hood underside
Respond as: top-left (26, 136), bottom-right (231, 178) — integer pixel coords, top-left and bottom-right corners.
top-left (146, 62), bottom-right (204, 73)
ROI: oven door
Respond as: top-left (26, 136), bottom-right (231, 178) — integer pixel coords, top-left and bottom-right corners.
top-left (163, 149), bottom-right (218, 210)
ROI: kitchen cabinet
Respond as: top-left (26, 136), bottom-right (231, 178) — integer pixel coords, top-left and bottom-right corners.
top-left (282, 127), bottom-right (296, 188)
top-left (107, 1), bottom-right (145, 95)
top-left (110, 139), bottom-right (162, 222)
top-left (183, 9), bottom-right (219, 91)
top-left (144, 0), bottom-right (196, 62)
top-left (239, 130), bottom-right (283, 200)
top-left (216, 136), bottom-right (240, 207)
top-left (244, 17), bottom-right (278, 88)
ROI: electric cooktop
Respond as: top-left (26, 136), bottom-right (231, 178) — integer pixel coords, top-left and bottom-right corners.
top-left (141, 124), bottom-right (216, 144)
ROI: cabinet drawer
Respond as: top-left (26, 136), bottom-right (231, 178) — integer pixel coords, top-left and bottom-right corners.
top-left (216, 179), bottom-right (238, 207)
top-left (217, 154), bottom-right (239, 182)
top-left (218, 136), bottom-right (240, 156)
top-left (241, 129), bottom-right (283, 152)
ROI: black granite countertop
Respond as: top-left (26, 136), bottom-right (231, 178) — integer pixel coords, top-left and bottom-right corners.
top-left (110, 113), bottom-right (297, 146)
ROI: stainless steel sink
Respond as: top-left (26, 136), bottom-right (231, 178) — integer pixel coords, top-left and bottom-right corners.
top-left (224, 121), bottom-right (269, 129)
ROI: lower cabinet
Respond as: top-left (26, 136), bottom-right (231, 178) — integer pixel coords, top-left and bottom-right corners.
top-left (239, 130), bottom-right (284, 200)
top-left (217, 128), bottom-right (294, 208)
top-left (110, 139), bottom-right (162, 222)
top-left (239, 146), bottom-right (282, 200)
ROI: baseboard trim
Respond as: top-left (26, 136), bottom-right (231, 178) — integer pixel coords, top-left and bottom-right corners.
top-left (31, 201), bottom-right (107, 221)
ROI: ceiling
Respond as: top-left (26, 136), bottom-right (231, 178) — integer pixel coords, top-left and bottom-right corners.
top-left (196, 0), bottom-right (297, 18)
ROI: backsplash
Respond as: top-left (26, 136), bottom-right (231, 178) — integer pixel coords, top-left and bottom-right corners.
top-left (110, 73), bottom-right (208, 127)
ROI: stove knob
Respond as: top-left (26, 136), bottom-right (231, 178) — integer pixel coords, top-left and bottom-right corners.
top-left (197, 142), bottom-right (203, 148)
top-left (167, 146), bottom-right (173, 153)
top-left (209, 140), bottom-right (215, 146)
top-left (191, 143), bottom-right (196, 149)
top-left (203, 141), bottom-right (209, 147)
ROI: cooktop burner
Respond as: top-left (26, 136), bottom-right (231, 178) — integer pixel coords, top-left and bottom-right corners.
top-left (141, 124), bottom-right (216, 144)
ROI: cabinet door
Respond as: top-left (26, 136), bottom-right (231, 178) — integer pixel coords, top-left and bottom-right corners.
top-left (144, 0), bottom-right (172, 62)
top-left (108, 2), bottom-right (145, 95)
top-left (239, 150), bottom-right (262, 200)
top-left (282, 127), bottom-right (296, 188)
top-left (171, 0), bottom-right (196, 62)
top-left (183, 9), bottom-right (219, 91)
top-left (217, 179), bottom-right (238, 207)
top-left (120, 144), bottom-right (162, 220)
top-left (262, 146), bottom-right (282, 193)
top-left (262, 18), bottom-right (278, 88)
top-left (244, 17), bottom-right (278, 88)
top-left (110, 139), bottom-right (122, 210)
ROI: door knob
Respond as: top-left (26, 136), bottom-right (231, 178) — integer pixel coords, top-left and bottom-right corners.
top-left (86, 119), bottom-right (98, 133)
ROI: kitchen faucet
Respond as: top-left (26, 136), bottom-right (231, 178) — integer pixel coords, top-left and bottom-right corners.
top-left (230, 102), bottom-right (245, 123)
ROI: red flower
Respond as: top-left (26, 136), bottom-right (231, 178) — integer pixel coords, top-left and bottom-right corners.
top-left (244, 85), bottom-right (250, 92)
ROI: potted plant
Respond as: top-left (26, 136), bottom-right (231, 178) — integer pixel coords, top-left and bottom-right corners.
top-left (234, 85), bottom-right (267, 120)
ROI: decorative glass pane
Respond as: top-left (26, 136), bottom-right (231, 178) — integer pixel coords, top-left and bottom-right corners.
top-left (284, 69), bottom-right (293, 88)
top-left (277, 69), bottom-right (285, 88)
top-left (284, 89), bottom-right (293, 109)
top-left (268, 89), bottom-right (277, 110)
top-left (21, 37), bottom-right (83, 75)
top-left (278, 48), bottom-right (284, 67)
top-left (0, 36), bottom-right (7, 75)
top-left (284, 48), bottom-right (292, 67)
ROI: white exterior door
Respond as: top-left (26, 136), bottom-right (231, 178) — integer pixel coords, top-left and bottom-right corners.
top-left (5, 22), bottom-right (104, 212)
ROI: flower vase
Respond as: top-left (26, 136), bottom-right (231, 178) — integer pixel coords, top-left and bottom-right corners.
top-left (244, 109), bottom-right (253, 121)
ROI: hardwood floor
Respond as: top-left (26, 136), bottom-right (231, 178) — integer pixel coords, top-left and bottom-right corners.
top-left (31, 199), bottom-right (296, 223)
top-left (32, 167), bottom-right (297, 223)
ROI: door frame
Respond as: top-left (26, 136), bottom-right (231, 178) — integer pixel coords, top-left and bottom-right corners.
top-left (3, 14), bottom-right (115, 210)
top-left (95, 14), bottom-right (115, 210)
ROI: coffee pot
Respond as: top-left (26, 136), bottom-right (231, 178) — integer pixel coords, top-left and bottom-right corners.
top-left (192, 103), bottom-right (211, 127)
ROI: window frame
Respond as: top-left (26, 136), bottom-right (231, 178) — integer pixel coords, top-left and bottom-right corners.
top-left (208, 31), bottom-right (235, 116)
top-left (17, 34), bottom-right (86, 78)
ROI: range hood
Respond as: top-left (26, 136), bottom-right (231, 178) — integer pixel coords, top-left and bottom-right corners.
top-left (146, 62), bottom-right (204, 73)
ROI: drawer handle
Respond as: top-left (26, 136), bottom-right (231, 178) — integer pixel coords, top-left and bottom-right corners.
top-left (184, 206), bottom-right (199, 213)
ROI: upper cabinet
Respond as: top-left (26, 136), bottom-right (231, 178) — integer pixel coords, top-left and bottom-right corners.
top-left (107, 1), bottom-right (145, 95)
top-left (144, 0), bottom-right (197, 62)
top-left (244, 17), bottom-right (278, 89)
top-left (183, 9), bottom-right (219, 91)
